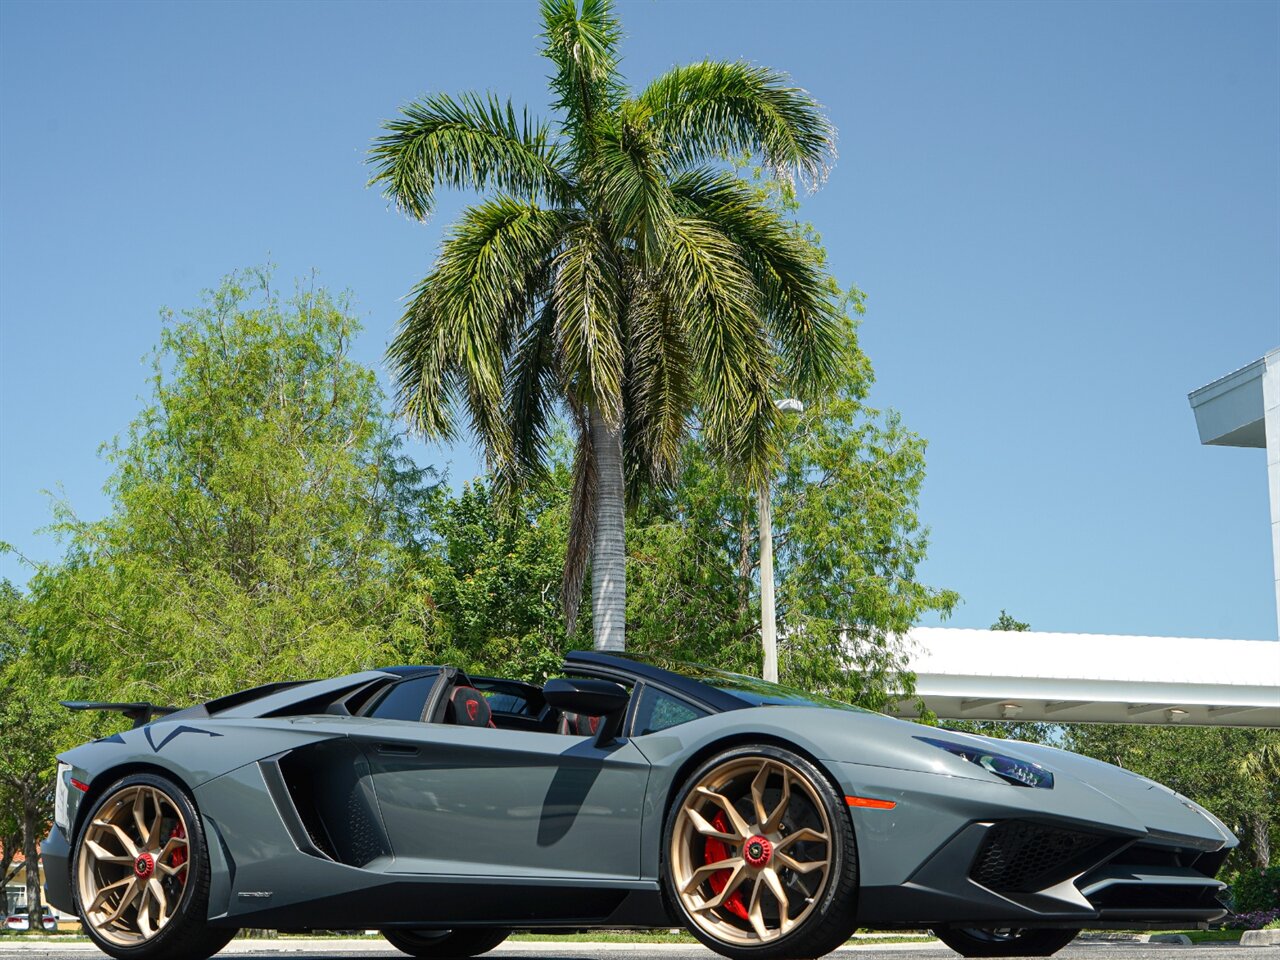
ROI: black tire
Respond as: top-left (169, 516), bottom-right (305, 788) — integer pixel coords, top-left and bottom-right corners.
top-left (933, 927), bottom-right (1080, 958)
top-left (383, 928), bottom-right (511, 958)
top-left (72, 772), bottom-right (238, 960)
top-left (662, 744), bottom-right (859, 960)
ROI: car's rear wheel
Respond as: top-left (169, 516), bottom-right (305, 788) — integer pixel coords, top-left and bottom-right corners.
top-left (664, 745), bottom-right (858, 960)
top-left (383, 928), bottom-right (510, 958)
top-left (932, 926), bottom-right (1080, 957)
top-left (72, 773), bottom-right (237, 960)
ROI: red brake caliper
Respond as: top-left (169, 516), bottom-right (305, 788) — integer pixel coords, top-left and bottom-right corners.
top-left (703, 811), bottom-right (749, 920)
top-left (169, 822), bottom-right (187, 876)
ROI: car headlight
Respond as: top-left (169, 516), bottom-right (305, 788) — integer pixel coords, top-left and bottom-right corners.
top-left (915, 736), bottom-right (1054, 789)
top-left (54, 762), bottom-right (71, 832)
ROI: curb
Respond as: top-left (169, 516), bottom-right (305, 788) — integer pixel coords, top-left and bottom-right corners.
top-left (1241, 929), bottom-right (1280, 946)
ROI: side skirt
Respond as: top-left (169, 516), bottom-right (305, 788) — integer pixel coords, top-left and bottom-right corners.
top-left (211, 878), bottom-right (672, 930)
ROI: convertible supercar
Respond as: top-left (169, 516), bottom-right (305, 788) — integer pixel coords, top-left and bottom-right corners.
top-left (44, 652), bottom-right (1235, 960)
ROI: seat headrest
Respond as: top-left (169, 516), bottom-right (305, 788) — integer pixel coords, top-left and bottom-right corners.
top-left (447, 686), bottom-right (493, 727)
top-left (558, 711), bottom-right (602, 736)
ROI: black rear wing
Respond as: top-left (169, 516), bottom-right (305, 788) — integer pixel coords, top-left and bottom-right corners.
top-left (60, 701), bottom-right (180, 729)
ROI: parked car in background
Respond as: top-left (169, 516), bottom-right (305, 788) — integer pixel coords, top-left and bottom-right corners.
top-left (4, 908), bottom-right (58, 931)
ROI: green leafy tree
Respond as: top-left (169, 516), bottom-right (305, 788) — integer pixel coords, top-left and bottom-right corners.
top-left (369, 0), bottom-right (843, 652)
top-left (991, 609), bottom-right (1030, 631)
top-left (417, 456), bottom-right (582, 682)
top-left (0, 579), bottom-right (26, 920)
top-left (624, 320), bottom-right (957, 709)
top-left (0, 805), bottom-right (18, 918)
top-left (769, 331), bottom-right (959, 708)
top-left (0, 583), bottom-right (61, 931)
top-left (24, 269), bottom-right (439, 708)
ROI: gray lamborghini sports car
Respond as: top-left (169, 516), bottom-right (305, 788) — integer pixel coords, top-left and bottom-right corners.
top-left (44, 652), bottom-right (1235, 960)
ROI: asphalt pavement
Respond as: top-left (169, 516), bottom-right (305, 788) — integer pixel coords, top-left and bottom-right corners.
top-left (0, 939), bottom-right (1275, 959)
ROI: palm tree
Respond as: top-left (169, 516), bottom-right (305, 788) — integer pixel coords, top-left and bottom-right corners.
top-left (370, 0), bottom-right (841, 651)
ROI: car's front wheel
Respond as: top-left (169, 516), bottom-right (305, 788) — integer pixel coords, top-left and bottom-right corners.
top-left (72, 773), bottom-right (237, 960)
top-left (933, 926), bottom-right (1080, 957)
top-left (663, 745), bottom-right (859, 960)
top-left (383, 927), bottom-right (510, 958)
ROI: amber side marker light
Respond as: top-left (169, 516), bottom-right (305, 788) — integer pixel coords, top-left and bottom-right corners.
top-left (845, 795), bottom-right (896, 810)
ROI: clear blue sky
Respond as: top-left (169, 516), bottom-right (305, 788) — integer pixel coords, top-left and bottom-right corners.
top-left (1, 0), bottom-right (1276, 639)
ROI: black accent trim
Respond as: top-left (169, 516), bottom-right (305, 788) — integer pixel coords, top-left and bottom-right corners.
top-left (259, 756), bottom-right (334, 861)
top-left (263, 741), bottom-right (391, 868)
top-left (202, 681), bottom-right (314, 715)
top-left (215, 878), bottom-right (666, 930)
top-left (970, 820), bottom-right (1116, 894)
top-left (60, 701), bottom-right (180, 729)
top-left (263, 676), bottom-right (418, 720)
top-left (1095, 907), bottom-right (1226, 923)
top-left (143, 724), bottom-right (223, 753)
top-left (376, 665), bottom-right (445, 678)
top-left (422, 667), bottom-right (459, 723)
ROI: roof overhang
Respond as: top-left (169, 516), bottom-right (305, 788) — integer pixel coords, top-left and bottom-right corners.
top-left (1188, 355), bottom-right (1269, 447)
top-left (894, 627), bottom-right (1280, 727)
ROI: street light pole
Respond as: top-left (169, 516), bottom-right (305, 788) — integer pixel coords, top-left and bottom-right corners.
top-left (759, 483), bottom-right (779, 683)
top-left (760, 398), bottom-right (804, 683)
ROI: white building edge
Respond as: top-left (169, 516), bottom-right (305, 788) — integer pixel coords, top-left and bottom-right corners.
top-left (894, 350), bottom-right (1280, 729)
top-left (893, 627), bottom-right (1280, 728)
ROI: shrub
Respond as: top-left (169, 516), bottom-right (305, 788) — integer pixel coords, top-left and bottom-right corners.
top-left (1225, 908), bottom-right (1280, 930)
top-left (1232, 867), bottom-right (1280, 914)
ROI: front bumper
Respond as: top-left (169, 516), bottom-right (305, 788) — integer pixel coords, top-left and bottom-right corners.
top-left (832, 762), bottom-right (1232, 928)
top-left (42, 826), bottom-right (74, 915)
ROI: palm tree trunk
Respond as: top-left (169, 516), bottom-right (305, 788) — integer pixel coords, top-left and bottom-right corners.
top-left (1248, 811), bottom-right (1271, 869)
top-left (590, 407), bottom-right (626, 651)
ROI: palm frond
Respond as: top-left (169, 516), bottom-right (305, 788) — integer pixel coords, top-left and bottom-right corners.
top-left (639, 62), bottom-right (836, 189)
top-left (592, 105), bottom-right (675, 270)
top-left (387, 277), bottom-right (463, 442)
top-left (672, 168), bottom-right (842, 396)
top-left (561, 418), bottom-right (597, 628)
top-left (499, 296), bottom-right (560, 499)
top-left (369, 92), bottom-right (572, 221)
top-left (660, 216), bottom-right (777, 468)
top-left (552, 220), bottom-right (625, 424)
top-left (389, 198), bottom-right (570, 453)
top-left (728, 380), bottom-right (779, 490)
top-left (541, 0), bottom-right (624, 156)
top-left (623, 279), bottom-right (691, 497)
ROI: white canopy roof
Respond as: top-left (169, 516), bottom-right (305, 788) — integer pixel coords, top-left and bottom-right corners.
top-left (894, 627), bottom-right (1280, 727)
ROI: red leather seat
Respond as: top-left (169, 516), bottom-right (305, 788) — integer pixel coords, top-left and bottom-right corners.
top-left (446, 686), bottom-right (495, 728)
top-left (556, 711), bottom-right (602, 736)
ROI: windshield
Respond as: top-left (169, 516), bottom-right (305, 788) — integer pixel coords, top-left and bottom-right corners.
top-left (606, 652), bottom-right (871, 713)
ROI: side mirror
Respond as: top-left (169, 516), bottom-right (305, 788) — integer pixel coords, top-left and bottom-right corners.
top-left (543, 677), bottom-right (630, 746)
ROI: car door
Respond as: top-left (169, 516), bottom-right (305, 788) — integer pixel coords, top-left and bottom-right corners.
top-left (356, 711), bottom-right (651, 881)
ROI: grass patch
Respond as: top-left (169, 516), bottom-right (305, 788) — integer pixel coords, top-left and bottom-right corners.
top-left (1183, 929), bottom-right (1243, 943)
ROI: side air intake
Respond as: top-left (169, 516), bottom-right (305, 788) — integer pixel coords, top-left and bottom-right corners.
top-left (261, 740), bottom-right (390, 868)
top-left (970, 821), bottom-right (1113, 893)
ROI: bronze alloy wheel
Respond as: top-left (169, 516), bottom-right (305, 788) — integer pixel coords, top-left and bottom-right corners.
top-left (668, 753), bottom-right (837, 947)
top-left (76, 783), bottom-right (192, 947)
